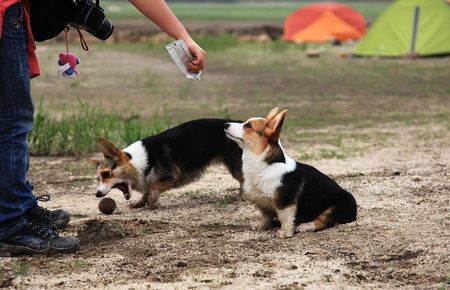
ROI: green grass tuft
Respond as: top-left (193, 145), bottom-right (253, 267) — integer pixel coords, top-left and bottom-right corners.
top-left (216, 195), bottom-right (237, 207)
top-left (12, 262), bottom-right (30, 276)
top-left (29, 100), bottom-right (170, 156)
top-left (71, 259), bottom-right (88, 270)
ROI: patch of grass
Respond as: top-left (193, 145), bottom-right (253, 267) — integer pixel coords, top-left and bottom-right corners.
top-left (103, 1), bottom-right (388, 23)
top-left (318, 149), bottom-right (346, 160)
top-left (12, 262), bottom-right (30, 276)
top-left (292, 129), bottom-right (393, 161)
top-left (217, 195), bottom-right (237, 207)
top-left (297, 152), bottom-right (314, 161)
top-left (197, 34), bottom-right (239, 51)
top-left (71, 259), bottom-right (88, 270)
top-left (216, 96), bottom-right (231, 119)
top-left (268, 39), bottom-right (308, 53)
top-left (29, 100), bottom-right (170, 156)
top-left (109, 221), bottom-right (126, 234)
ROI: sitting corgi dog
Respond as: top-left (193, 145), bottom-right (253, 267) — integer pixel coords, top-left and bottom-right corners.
top-left (224, 108), bottom-right (357, 238)
top-left (92, 119), bottom-right (243, 209)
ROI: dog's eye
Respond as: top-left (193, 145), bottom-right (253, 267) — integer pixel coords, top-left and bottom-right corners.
top-left (101, 171), bottom-right (110, 179)
top-left (244, 122), bottom-right (252, 129)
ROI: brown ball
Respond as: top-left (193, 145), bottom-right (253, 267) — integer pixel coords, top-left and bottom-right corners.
top-left (98, 197), bottom-right (116, 215)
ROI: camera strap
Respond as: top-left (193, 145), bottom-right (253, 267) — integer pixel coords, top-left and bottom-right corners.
top-left (75, 28), bottom-right (89, 51)
top-left (63, 26), bottom-right (89, 52)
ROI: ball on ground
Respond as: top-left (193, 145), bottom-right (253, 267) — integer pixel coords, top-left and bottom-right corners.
top-left (98, 197), bottom-right (116, 215)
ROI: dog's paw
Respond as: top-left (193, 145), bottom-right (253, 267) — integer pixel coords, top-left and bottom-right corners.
top-left (251, 220), bottom-right (272, 231)
top-left (295, 222), bottom-right (316, 233)
top-left (146, 201), bottom-right (160, 210)
top-left (276, 229), bottom-right (294, 239)
top-left (130, 200), bottom-right (146, 209)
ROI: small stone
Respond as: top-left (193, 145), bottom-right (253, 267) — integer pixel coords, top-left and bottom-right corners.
top-left (175, 261), bottom-right (187, 267)
top-left (290, 265), bottom-right (298, 270)
top-left (412, 176), bottom-right (422, 182)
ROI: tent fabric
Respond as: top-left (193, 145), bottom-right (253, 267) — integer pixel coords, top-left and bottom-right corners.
top-left (283, 3), bottom-right (366, 43)
top-left (354, 0), bottom-right (450, 57)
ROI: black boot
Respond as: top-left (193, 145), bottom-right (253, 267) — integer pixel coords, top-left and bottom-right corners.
top-left (0, 207), bottom-right (79, 255)
top-left (36, 195), bottom-right (70, 229)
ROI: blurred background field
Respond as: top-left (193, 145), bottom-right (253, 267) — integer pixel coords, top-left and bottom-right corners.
top-left (30, 0), bottom-right (449, 156)
top-left (104, 0), bottom-right (388, 23)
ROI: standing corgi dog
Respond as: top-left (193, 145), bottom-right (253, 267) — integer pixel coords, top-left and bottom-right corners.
top-left (224, 108), bottom-right (357, 238)
top-left (91, 119), bottom-right (243, 209)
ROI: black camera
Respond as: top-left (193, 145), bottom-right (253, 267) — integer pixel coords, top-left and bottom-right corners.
top-left (69, 0), bottom-right (114, 41)
top-left (30, 0), bottom-right (114, 42)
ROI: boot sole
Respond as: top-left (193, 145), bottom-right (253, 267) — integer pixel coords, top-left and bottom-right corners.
top-left (0, 242), bottom-right (79, 256)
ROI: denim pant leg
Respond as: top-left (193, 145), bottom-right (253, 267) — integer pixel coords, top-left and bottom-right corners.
top-left (0, 3), bottom-right (36, 239)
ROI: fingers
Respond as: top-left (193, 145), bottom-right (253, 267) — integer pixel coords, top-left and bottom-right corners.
top-left (185, 40), bottom-right (206, 73)
top-left (188, 50), bottom-right (205, 72)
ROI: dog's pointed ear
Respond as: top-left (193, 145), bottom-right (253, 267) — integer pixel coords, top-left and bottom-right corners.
top-left (99, 137), bottom-right (119, 159)
top-left (266, 107), bottom-right (280, 121)
top-left (266, 109), bottom-right (287, 142)
top-left (89, 159), bottom-right (102, 166)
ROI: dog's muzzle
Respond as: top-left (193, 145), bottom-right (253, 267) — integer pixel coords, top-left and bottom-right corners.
top-left (95, 183), bottom-right (111, 198)
top-left (96, 190), bottom-right (106, 198)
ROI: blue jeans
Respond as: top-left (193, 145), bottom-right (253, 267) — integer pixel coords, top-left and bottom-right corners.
top-left (0, 3), bottom-right (36, 239)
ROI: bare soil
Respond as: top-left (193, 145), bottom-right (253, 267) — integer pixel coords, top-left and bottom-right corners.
top-left (2, 20), bottom-right (449, 289)
top-left (1, 123), bottom-right (449, 290)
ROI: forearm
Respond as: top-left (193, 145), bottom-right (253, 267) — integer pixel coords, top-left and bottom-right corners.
top-left (129, 0), bottom-right (192, 42)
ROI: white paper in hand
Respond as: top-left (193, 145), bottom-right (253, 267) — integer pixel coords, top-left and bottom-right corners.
top-left (165, 39), bottom-right (201, 80)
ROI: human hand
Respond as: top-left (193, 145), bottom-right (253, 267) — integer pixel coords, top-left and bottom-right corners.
top-left (185, 39), bottom-right (206, 73)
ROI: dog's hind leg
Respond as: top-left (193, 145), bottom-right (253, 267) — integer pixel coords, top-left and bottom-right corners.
top-left (296, 207), bottom-right (334, 232)
top-left (223, 156), bottom-right (244, 196)
top-left (225, 161), bottom-right (244, 198)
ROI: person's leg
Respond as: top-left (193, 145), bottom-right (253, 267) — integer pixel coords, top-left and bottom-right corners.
top-left (0, 4), bottom-right (78, 254)
top-left (0, 3), bottom-right (37, 239)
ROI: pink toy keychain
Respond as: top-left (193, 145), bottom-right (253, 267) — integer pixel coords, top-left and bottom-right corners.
top-left (57, 27), bottom-right (81, 78)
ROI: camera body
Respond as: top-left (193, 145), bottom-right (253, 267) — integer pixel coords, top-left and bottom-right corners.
top-left (30, 0), bottom-right (113, 42)
top-left (69, 0), bottom-right (113, 41)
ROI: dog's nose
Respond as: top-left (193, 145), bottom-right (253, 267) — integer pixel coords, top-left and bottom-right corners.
top-left (95, 191), bottom-right (104, 198)
top-left (224, 123), bottom-right (230, 129)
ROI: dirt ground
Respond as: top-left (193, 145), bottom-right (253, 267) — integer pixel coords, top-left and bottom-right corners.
top-left (0, 121), bottom-right (449, 290)
top-left (1, 19), bottom-right (449, 289)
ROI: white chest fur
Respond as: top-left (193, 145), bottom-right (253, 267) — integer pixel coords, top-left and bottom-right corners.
top-left (242, 147), bottom-right (296, 198)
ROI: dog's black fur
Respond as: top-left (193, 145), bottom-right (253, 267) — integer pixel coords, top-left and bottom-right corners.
top-left (140, 118), bottom-right (244, 190)
top-left (276, 161), bottom-right (357, 228)
top-left (94, 119), bottom-right (244, 209)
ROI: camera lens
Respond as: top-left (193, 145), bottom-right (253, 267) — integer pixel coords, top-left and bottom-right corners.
top-left (70, 0), bottom-right (114, 41)
top-left (91, 19), bottom-right (113, 40)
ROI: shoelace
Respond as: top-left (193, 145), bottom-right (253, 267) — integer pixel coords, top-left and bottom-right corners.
top-left (27, 208), bottom-right (59, 239)
top-left (28, 220), bottom-right (59, 239)
top-left (31, 195), bottom-right (59, 238)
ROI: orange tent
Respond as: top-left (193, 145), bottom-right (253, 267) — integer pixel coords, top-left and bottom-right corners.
top-left (283, 3), bottom-right (366, 43)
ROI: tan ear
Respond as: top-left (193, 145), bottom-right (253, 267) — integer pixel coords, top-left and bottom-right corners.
top-left (89, 159), bottom-right (102, 166)
top-left (266, 109), bottom-right (287, 142)
top-left (98, 137), bottom-right (119, 159)
top-left (266, 107), bottom-right (280, 121)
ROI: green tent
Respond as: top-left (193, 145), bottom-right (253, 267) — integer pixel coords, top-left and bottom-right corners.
top-left (354, 0), bottom-right (450, 57)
